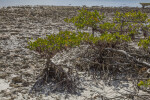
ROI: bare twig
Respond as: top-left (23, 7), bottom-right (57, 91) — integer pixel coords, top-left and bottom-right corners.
top-left (105, 48), bottom-right (150, 68)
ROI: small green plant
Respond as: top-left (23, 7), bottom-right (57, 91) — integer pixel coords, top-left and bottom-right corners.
top-left (99, 22), bottom-right (115, 31)
top-left (28, 30), bottom-right (131, 58)
top-left (138, 36), bottom-right (150, 49)
top-left (64, 8), bottom-right (105, 34)
top-left (65, 9), bottom-right (149, 40)
top-left (138, 80), bottom-right (150, 87)
top-left (100, 32), bottom-right (131, 43)
top-left (27, 31), bottom-right (101, 58)
top-left (113, 11), bottom-right (148, 37)
top-left (27, 31), bottom-right (101, 93)
top-left (114, 11), bottom-right (148, 23)
top-left (137, 18), bottom-right (150, 49)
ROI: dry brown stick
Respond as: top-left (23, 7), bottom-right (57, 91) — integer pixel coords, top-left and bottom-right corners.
top-left (78, 58), bottom-right (101, 66)
top-left (116, 91), bottom-right (147, 100)
top-left (130, 53), bottom-right (150, 58)
top-left (105, 48), bottom-right (150, 68)
top-left (78, 57), bottom-right (131, 68)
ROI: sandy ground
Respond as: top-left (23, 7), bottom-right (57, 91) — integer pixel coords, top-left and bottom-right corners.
top-left (0, 6), bottom-right (150, 100)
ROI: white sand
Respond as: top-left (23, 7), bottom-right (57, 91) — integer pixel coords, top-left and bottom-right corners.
top-left (0, 79), bottom-right (10, 91)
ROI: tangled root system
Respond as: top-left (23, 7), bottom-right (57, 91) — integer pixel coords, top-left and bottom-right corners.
top-left (75, 40), bottom-right (150, 80)
top-left (30, 60), bottom-right (78, 94)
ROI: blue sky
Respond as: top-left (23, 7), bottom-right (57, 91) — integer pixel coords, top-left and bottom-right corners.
top-left (0, 0), bottom-right (149, 7)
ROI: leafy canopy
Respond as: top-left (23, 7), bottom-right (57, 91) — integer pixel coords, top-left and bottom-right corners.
top-left (64, 8), bottom-right (105, 30)
top-left (28, 31), bottom-right (99, 57)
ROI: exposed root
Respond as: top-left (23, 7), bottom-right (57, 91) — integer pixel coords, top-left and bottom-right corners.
top-left (30, 60), bottom-right (79, 94)
top-left (74, 41), bottom-right (150, 99)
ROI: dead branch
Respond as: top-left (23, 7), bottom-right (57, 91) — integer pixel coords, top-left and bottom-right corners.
top-left (105, 48), bottom-right (150, 68)
top-left (130, 53), bottom-right (150, 59)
